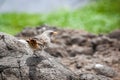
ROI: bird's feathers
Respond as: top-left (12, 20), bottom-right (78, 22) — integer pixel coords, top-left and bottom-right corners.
top-left (26, 30), bottom-right (56, 51)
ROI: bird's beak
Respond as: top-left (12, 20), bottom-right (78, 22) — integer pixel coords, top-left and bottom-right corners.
top-left (52, 31), bottom-right (58, 35)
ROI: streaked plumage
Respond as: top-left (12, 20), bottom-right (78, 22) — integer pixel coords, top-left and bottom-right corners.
top-left (26, 30), bottom-right (57, 53)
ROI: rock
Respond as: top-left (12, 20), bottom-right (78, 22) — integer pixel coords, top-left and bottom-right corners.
top-left (26, 51), bottom-right (77, 80)
top-left (107, 30), bottom-right (120, 40)
top-left (70, 36), bottom-right (86, 45)
top-left (91, 36), bottom-right (113, 46)
top-left (0, 32), bottom-right (78, 80)
top-left (79, 73), bottom-right (112, 80)
top-left (93, 64), bottom-right (117, 78)
top-left (67, 45), bottom-right (93, 56)
top-left (0, 32), bottom-right (33, 58)
top-left (45, 47), bottom-right (69, 58)
top-left (76, 63), bottom-right (82, 69)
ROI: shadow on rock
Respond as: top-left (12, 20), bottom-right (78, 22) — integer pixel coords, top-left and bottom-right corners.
top-left (26, 56), bottom-right (45, 80)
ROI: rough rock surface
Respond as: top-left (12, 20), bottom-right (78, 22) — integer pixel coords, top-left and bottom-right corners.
top-left (0, 32), bottom-right (77, 80)
top-left (16, 25), bottom-right (120, 80)
top-left (0, 25), bottom-right (120, 80)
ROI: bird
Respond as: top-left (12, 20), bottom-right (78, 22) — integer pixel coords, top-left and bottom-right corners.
top-left (26, 30), bottom-right (57, 56)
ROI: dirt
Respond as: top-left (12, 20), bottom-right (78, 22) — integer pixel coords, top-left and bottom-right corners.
top-left (16, 25), bottom-right (120, 80)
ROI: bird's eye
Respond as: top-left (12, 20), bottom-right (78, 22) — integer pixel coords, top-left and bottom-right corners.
top-left (49, 32), bottom-right (53, 36)
top-left (50, 31), bottom-right (57, 35)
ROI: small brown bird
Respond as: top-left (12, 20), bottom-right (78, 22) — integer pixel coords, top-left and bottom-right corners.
top-left (26, 30), bottom-right (57, 56)
top-left (26, 38), bottom-right (42, 50)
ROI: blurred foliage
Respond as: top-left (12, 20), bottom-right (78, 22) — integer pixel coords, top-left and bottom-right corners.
top-left (0, 0), bottom-right (120, 34)
top-left (0, 14), bottom-right (41, 34)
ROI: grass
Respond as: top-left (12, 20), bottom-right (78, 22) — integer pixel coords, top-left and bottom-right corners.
top-left (0, 0), bottom-right (120, 35)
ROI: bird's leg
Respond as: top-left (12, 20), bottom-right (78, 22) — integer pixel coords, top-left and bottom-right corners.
top-left (41, 50), bottom-right (44, 54)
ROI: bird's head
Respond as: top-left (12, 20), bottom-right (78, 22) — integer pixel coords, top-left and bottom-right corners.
top-left (42, 30), bottom-right (58, 37)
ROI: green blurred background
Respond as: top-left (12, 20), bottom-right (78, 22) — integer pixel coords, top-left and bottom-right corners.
top-left (0, 0), bottom-right (120, 35)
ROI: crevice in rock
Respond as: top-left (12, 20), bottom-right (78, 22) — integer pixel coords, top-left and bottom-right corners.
top-left (2, 35), bottom-right (14, 51)
top-left (17, 60), bottom-right (23, 80)
top-left (0, 35), bottom-right (4, 40)
top-left (0, 72), bottom-right (4, 80)
top-left (0, 65), bottom-right (10, 80)
top-left (26, 56), bottom-right (44, 80)
top-left (0, 65), bottom-right (10, 73)
top-left (91, 42), bottom-right (97, 53)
